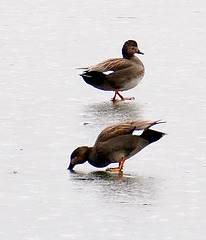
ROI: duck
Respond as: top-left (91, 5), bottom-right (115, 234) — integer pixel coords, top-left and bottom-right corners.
top-left (80, 40), bottom-right (145, 101)
top-left (68, 120), bottom-right (166, 172)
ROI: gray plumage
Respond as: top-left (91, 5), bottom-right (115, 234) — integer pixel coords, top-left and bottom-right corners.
top-left (80, 40), bottom-right (145, 101)
top-left (68, 120), bottom-right (166, 171)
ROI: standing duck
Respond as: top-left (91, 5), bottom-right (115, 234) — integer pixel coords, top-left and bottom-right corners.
top-left (68, 120), bottom-right (165, 172)
top-left (80, 40), bottom-right (145, 101)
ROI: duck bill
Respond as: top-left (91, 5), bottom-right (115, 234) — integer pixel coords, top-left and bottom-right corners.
top-left (136, 50), bottom-right (144, 55)
top-left (67, 163), bottom-right (75, 171)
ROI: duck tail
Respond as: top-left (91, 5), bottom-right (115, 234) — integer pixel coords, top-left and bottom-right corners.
top-left (80, 71), bottom-right (107, 87)
top-left (140, 129), bottom-right (166, 144)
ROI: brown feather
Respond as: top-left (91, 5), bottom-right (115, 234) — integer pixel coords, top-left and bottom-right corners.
top-left (94, 120), bottom-right (163, 145)
top-left (86, 58), bottom-right (132, 72)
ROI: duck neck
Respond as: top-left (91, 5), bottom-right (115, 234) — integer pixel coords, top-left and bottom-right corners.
top-left (130, 56), bottom-right (144, 67)
top-left (86, 147), bottom-right (92, 159)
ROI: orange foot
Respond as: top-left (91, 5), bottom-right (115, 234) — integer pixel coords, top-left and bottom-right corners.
top-left (106, 167), bottom-right (123, 172)
top-left (112, 90), bottom-right (135, 102)
top-left (106, 157), bottom-right (126, 172)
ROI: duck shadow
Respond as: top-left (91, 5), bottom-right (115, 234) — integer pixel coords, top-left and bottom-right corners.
top-left (83, 100), bottom-right (143, 130)
top-left (69, 170), bottom-right (159, 206)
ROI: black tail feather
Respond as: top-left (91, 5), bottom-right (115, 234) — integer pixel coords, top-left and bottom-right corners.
top-left (81, 71), bottom-right (107, 87)
top-left (140, 129), bottom-right (165, 144)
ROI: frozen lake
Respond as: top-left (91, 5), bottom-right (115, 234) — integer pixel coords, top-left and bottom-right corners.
top-left (0, 0), bottom-right (206, 239)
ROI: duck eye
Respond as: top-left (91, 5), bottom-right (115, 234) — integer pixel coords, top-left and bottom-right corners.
top-left (71, 148), bottom-right (79, 159)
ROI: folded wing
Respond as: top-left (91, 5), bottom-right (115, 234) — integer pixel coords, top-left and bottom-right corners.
top-left (82, 58), bottom-right (132, 73)
top-left (95, 120), bottom-right (164, 145)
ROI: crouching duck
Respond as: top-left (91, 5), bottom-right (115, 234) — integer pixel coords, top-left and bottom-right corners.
top-left (80, 40), bottom-right (144, 101)
top-left (68, 120), bottom-right (166, 172)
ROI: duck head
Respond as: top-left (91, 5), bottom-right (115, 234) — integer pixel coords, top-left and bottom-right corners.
top-left (68, 146), bottom-right (90, 170)
top-left (122, 40), bottom-right (144, 59)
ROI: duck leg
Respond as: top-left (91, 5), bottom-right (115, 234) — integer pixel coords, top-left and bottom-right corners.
top-left (106, 157), bottom-right (126, 172)
top-left (112, 90), bottom-right (118, 101)
top-left (112, 90), bottom-right (135, 101)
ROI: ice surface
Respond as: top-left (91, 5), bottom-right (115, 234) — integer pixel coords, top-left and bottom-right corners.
top-left (0, 0), bottom-right (206, 239)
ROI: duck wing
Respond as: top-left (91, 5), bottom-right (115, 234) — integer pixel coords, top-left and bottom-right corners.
top-left (83, 58), bottom-right (132, 73)
top-left (95, 120), bottom-right (164, 145)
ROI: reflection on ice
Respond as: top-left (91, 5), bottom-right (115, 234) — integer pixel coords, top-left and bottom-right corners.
top-left (69, 170), bottom-right (159, 206)
top-left (84, 101), bottom-right (143, 128)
